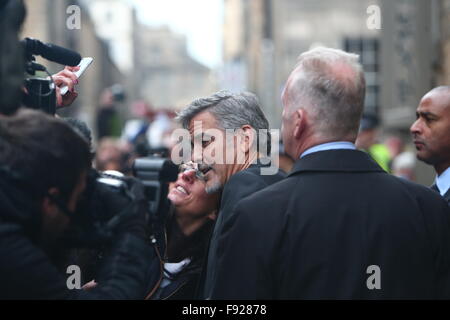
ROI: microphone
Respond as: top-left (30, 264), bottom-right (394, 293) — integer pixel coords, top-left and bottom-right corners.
top-left (21, 37), bottom-right (82, 66)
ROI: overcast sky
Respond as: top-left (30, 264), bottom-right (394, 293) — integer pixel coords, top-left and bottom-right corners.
top-left (130, 0), bottom-right (224, 69)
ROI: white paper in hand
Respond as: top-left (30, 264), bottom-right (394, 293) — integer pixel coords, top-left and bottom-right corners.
top-left (59, 57), bottom-right (93, 95)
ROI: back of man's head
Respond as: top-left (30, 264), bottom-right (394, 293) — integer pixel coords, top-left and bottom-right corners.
top-left (0, 0), bottom-right (26, 116)
top-left (0, 109), bottom-right (91, 203)
top-left (283, 47), bottom-right (366, 141)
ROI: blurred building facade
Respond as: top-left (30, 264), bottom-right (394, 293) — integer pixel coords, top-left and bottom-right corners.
top-left (379, 0), bottom-right (442, 183)
top-left (84, 0), bottom-right (135, 73)
top-left (82, 0), bottom-right (142, 109)
top-left (440, 0), bottom-right (450, 86)
top-left (222, 0), bottom-right (380, 129)
top-left (137, 25), bottom-right (217, 110)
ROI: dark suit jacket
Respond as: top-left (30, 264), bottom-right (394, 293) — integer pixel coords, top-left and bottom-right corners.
top-left (211, 149), bottom-right (450, 299)
top-left (202, 163), bottom-right (285, 298)
top-left (431, 184), bottom-right (450, 207)
top-left (444, 190), bottom-right (450, 206)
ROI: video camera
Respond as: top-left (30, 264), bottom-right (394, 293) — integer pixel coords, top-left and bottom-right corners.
top-left (64, 156), bottom-right (178, 250)
top-left (133, 156), bottom-right (178, 248)
top-left (21, 37), bottom-right (81, 115)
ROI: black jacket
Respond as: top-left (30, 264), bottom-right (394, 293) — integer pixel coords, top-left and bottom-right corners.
top-left (0, 181), bottom-right (155, 299)
top-left (444, 190), bottom-right (450, 207)
top-left (211, 149), bottom-right (450, 299)
top-left (431, 184), bottom-right (450, 207)
top-left (148, 211), bottom-right (214, 300)
top-left (202, 163), bottom-right (285, 298)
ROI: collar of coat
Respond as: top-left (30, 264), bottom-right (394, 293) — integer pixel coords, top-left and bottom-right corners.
top-left (288, 149), bottom-right (386, 177)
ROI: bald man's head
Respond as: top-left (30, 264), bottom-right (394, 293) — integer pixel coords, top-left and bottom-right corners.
top-left (281, 47), bottom-right (366, 158)
top-left (423, 86), bottom-right (450, 110)
top-left (410, 86), bottom-right (450, 174)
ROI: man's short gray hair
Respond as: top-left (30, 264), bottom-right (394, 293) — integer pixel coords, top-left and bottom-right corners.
top-left (284, 47), bottom-right (366, 139)
top-left (177, 90), bottom-right (271, 153)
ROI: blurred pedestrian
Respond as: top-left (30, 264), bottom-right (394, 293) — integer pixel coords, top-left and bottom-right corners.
top-left (96, 88), bottom-right (122, 140)
top-left (356, 114), bottom-right (391, 172)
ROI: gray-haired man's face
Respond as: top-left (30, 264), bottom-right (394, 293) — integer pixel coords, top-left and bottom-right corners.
top-left (188, 111), bottom-right (229, 194)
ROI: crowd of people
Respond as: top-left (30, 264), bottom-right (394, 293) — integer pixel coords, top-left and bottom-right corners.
top-left (2, 0), bottom-right (450, 300)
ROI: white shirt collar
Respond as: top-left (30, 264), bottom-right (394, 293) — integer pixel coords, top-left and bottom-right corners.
top-left (300, 141), bottom-right (356, 159)
top-left (435, 167), bottom-right (450, 196)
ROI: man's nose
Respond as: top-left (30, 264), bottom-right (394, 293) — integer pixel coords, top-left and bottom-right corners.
top-left (410, 119), bottom-right (421, 136)
top-left (181, 169), bottom-right (196, 184)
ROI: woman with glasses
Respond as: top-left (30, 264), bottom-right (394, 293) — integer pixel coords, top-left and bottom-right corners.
top-left (147, 162), bottom-right (220, 300)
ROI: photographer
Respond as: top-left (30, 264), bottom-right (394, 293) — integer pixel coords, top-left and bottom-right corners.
top-left (0, 109), bottom-right (155, 299)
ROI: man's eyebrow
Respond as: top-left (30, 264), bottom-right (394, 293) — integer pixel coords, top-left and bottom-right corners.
top-left (417, 111), bottom-right (438, 118)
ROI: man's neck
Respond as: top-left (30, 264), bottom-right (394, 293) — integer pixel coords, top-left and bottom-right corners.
top-left (228, 150), bottom-right (259, 177)
top-left (434, 162), bottom-right (450, 176)
top-left (175, 214), bottom-right (210, 237)
top-left (296, 137), bottom-right (355, 159)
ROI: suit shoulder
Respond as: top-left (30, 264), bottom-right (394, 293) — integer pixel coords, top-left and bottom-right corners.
top-left (382, 175), bottom-right (449, 216)
top-left (226, 166), bottom-right (285, 189)
top-left (394, 176), bottom-right (444, 201)
top-left (235, 175), bottom-right (297, 212)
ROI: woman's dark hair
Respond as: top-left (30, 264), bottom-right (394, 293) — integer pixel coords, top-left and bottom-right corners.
top-left (0, 109), bottom-right (91, 202)
top-left (0, 0), bottom-right (27, 115)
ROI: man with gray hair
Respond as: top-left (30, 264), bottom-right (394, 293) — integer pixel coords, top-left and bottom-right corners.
top-left (211, 47), bottom-right (450, 299)
top-left (176, 90), bottom-right (285, 298)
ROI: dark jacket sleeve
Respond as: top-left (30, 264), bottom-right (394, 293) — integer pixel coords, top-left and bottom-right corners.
top-left (434, 200), bottom-right (450, 299)
top-left (210, 196), bottom-right (280, 299)
top-left (418, 188), bottom-right (450, 298)
top-left (0, 224), bottom-right (154, 299)
top-left (202, 170), bottom-right (282, 298)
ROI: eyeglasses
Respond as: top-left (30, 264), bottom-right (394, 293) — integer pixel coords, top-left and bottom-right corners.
top-left (179, 161), bottom-right (206, 181)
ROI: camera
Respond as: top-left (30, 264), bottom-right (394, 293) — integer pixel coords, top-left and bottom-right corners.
top-left (132, 156), bottom-right (178, 250)
top-left (63, 169), bottom-right (138, 248)
top-left (21, 37), bottom-right (81, 115)
top-left (64, 156), bottom-right (178, 250)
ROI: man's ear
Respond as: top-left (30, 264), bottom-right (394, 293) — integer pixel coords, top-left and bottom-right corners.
top-left (237, 125), bottom-right (256, 154)
top-left (41, 187), bottom-right (59, 216)
top-left (293, 108), bottom-right (306, 139)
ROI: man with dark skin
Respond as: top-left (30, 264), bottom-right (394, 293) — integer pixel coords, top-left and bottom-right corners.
top-left (411, 86), bottom-right (450, 204)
